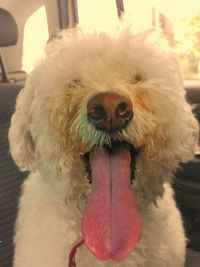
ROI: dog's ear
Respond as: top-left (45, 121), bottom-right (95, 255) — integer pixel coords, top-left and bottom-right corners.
top-left (9, 83), bottom-right (35, 171)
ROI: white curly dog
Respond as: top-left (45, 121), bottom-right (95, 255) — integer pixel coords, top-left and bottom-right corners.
top-left (9, 28), bottom-right (198, 267)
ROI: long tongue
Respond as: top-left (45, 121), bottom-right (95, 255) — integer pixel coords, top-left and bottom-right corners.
top-left (82, 147), bottom-right (142, 261)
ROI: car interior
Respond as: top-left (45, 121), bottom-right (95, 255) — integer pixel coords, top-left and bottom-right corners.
top-left (0, 1), bottom-right (200, 266)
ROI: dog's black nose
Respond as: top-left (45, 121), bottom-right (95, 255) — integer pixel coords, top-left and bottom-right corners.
top-left (87, 92), bottom-right (133, 132)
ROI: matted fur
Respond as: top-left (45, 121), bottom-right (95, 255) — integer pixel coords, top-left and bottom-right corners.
top-left (9, 28), bottom-right (199, 267)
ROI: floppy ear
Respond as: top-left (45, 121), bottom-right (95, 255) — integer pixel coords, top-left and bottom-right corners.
top-left (9, 80), bottom-right (35, 171)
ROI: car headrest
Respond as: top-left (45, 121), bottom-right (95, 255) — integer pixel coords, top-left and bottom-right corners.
top-left (0, 8), bottom-right (18, 47)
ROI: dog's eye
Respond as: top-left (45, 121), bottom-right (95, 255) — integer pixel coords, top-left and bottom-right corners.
top-left (68, 79), bottom-right (81, 89)
top-left (132, 74), bottom-right (143, 84)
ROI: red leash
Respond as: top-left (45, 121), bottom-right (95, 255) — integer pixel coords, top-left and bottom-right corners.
top-left (68, 240), bottom-right (84, 267)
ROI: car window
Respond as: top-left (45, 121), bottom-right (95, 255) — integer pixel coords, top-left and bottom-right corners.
top-left (174, 10), bottom-right (200, 80)
top-left (77, 0), bottom-right (200, 81)
top-left (1, 0), bottom-right (199, 80)
top-left (22, 5), bottom-right (49, 73)
top-left (123, 0), bottom-right (200, 80)
top-left (77, 0), bottom-right (118, 34)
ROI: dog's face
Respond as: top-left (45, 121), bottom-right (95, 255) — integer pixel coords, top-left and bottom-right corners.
top-left (9, 29), bottom-right (198, 261)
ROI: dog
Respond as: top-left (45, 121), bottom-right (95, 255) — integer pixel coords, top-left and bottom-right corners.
top-left (9, 28), bottom-right (199, 267)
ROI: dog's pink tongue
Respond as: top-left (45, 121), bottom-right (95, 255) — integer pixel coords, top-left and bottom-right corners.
top-left (82, 147), bottom-right (141, 261)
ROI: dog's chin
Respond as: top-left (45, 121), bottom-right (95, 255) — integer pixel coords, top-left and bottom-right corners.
top-left (82, 140), bottom-right (139, 184)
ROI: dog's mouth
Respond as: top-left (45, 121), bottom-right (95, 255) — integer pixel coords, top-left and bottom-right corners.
top-left (82, 141), bottom-right (138, 184)
top-left (81, 141), bottom-right (142, 261)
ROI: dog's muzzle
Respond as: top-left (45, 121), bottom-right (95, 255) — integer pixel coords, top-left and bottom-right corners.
top-left (87, 92), bottom-right (133, 133)
top-left (68, 93), bottom-right (141, 264)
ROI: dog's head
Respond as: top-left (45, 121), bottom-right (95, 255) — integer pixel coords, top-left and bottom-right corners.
top-left (9, 28), bottom-right (199, 261)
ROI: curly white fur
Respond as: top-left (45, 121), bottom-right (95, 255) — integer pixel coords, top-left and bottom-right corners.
top-left (9, 28), bottom-right (199, 267)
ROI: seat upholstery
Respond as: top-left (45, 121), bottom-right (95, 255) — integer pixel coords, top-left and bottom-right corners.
top-left (173, 87), bottom-right (200, 253)
top-left (0, 83), bottom-right (28, 267)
